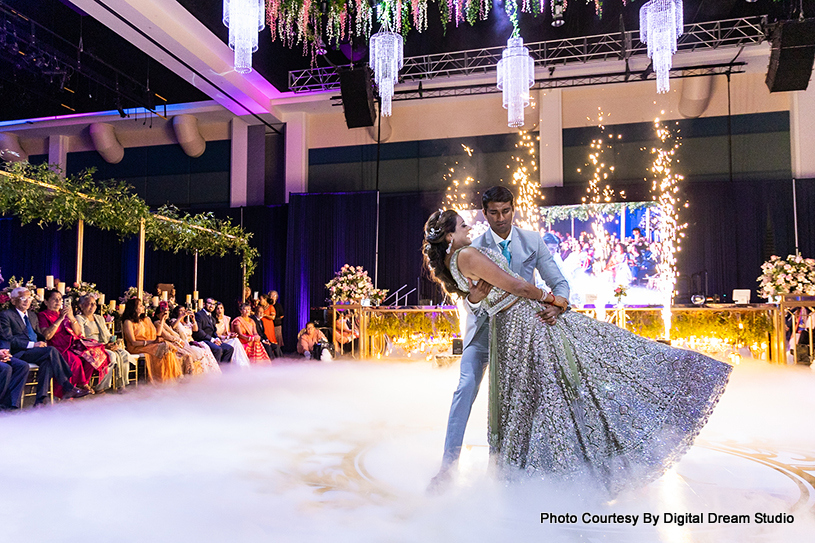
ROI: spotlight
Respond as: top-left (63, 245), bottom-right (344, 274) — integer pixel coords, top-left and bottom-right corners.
top-left (315, 37), bottom-right (328, 56)
top-left (552, 0), bottom-right (566, 27)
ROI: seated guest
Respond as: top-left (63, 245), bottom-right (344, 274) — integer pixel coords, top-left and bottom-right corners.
top-left (39, 289), bottom-right (111, 393)
top-left (0, 348), bottom-right (28, 410)
top-left (0, 287), bottom-right (90, 404)
top-left (231, 302), bottom-right (271, 363)
top-left (193, 298), bottom-right (234, 364)
top-left (334, 312), bottom-right (359, 352)
top-left (76, 294), bottom-right (135, 392)
top-left (250, 301), bottom-right (282, 359)
top-left (168, 305), bottom-right (220, 375)
top-left (212, 302), bottom-right (250, 368)
top-left (121, 298), bottom-right (182, 383)
top-left (297, 322), bottom-right (327, 360)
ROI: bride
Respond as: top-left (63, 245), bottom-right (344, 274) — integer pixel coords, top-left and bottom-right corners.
top-left (423, 209), bottom-right (731, 495)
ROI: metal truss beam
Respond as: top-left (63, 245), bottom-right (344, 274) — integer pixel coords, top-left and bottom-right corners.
top-left (327, 63), bottom-right (746, 104)
top-left (289, 16), bottom-right (765, 94)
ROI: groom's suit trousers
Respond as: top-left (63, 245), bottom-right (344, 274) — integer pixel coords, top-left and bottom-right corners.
top-left (441, 320), bottom-right (490, 467)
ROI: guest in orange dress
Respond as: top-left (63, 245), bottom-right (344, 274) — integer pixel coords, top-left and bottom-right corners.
top-left (232, 302), bottom-right (271, 363)
top-left (261, 295), bottom-right (277, 344)
top-left (121, 298), bottom-right (183, 383)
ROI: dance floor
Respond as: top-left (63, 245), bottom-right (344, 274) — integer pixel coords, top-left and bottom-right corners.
top-left (1, 356), bottom-right (814, 542)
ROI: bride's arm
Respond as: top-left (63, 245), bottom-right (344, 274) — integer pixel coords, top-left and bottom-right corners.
top-left (456, 247), bottom-right (552, 303)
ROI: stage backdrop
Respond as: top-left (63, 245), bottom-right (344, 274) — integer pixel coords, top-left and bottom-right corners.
top-left (283, 192), bottom-right (378, 344)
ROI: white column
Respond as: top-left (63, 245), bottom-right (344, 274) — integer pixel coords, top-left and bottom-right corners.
top-left (48, 135), bottom-right (69, 174)
top-left (230, 117), bottom-right (249, 207)
top-left (283, 111), bottom-right (308, 202)
top-left (538, 89), bottom-right (564, 188)
top-left (790, 86), bottom-right (815, 179)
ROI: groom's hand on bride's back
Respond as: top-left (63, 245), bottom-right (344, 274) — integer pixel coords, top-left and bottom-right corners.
top-left (537, 304), bottom-right (562, 326)
top-left (466, 278), bottom-right (493, 304)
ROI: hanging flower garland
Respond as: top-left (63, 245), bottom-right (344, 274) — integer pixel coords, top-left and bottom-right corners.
top-left (266, 0), bottom-right (627, 57)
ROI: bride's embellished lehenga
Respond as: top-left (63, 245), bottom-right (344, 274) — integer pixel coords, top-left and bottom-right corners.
top-left (449, 247), bottom-right (732, 495)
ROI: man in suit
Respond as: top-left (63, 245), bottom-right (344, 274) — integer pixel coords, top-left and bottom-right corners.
top-left (0, 348), bottom-right (28, 410)
top-left (193, 298), bottom-right (234, 363)
top-left (429, 186), bottom-right (570, 490)
top-left (0, 287), bottom-right (90, 405)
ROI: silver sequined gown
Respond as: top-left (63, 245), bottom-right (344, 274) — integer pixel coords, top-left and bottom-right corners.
top-left (450, 247), bottom-right (731, 495)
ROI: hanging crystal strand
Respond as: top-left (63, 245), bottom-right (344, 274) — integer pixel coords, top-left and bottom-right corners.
top-left (223, 0), bottom-right (265, 74)
top-left (369, 20), bottom-right (404, 117)
top-left (640, 0), bottom-right (684, 93)
top-left (497, 36), bottom-right (535, 127)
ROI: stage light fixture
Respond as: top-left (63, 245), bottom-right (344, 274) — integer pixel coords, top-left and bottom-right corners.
top-left (552, 0), bottom-right (567, 27)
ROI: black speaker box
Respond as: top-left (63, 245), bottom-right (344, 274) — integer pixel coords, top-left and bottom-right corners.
top-left (339, 67), bottom-right (376, 128)
top-left (766, 19), bottom-right (815, 93)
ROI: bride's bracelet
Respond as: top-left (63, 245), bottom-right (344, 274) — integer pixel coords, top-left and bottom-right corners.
top-left (538, 290), bottom-right (555, 304)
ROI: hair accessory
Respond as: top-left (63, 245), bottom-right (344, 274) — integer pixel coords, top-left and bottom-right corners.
top-left (426, 226), bottom-right (443, 241)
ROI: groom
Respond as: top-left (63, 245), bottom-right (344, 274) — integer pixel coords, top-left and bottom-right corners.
top-left (430, 186), bottom-right (570, 489)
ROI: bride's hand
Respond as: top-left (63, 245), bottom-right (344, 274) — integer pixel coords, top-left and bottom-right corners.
top-left (466, 278), bottom-right (493, 304)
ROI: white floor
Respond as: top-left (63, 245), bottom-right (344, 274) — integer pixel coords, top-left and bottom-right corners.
top-left (1, 356), bottom-right (814, 542)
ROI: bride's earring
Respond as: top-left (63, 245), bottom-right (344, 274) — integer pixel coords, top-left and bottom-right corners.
top-left (446, 238), bottom-right (453, 254)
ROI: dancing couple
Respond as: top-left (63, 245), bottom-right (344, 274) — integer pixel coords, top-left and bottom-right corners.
top-left (425, 186), bottom-right (731, 496)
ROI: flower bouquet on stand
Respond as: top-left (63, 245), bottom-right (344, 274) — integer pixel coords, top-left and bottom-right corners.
top-left (757, 254), bottom-right (815, 300)
top-left (325, 265), bottom-right (375, 304)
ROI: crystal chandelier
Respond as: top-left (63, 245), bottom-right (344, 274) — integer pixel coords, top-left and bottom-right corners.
top-left (497, 36), bottom-right (535, 128)
top-left (369, 29), bottom-right (404, 117)
top-left (640, 0), bottom-right (684, 93)
top-left (223, 0), bottom-right (265, 74)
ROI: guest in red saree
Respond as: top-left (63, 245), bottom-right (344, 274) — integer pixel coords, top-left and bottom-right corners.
top-left (231, 302), bottom-right (271, 363)
top-left (38, 289), bottom-right (110, 392)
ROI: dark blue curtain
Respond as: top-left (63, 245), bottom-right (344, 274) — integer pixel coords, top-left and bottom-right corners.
top-left (283, 192), bottom-right (378, 345)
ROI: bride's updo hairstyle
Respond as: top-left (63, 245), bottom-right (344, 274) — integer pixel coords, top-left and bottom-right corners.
top-left (422, 209), bottom-right (467, 297)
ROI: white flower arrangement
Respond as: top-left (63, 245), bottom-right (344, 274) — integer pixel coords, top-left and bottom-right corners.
top-left (326, 265), bottom-right (376, 303)
top-left (757, 254), bottom-right (815, 299)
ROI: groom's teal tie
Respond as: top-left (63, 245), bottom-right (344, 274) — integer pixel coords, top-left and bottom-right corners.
top-left (499, 239), bottom-right (512, 266)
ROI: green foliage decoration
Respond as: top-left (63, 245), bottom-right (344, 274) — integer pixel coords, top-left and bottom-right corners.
top-left (0, 162), bottom-right (258, 286)
top-left (540, 202), bottom-right (658, 226)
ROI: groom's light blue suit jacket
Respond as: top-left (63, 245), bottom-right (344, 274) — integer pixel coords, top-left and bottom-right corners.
top-left (462, 226), bottom-right (570, 350)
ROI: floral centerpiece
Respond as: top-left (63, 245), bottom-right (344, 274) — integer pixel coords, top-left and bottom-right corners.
top-left (65, 280), bottom-right (100, 307)
top-left (613, 284), bottom-right (628, 305)
top-left (326, 264), bottom-right (376, 303)
top-left (757, 254), bottom-right (815, 299)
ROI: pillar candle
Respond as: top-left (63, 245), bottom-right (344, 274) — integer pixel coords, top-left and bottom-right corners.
top-left (45, 275), bottom-right (54, 288)
top-left (151, 296), bottom-right (159, 307)
top-left (36, 288), bottom-right (45, 300)
top-left (118, 303), bottom-right (126, 314)
top-left (197, 299), bottom-right (204, 310)
top-left (56, 281), bottom-right (65, 295)
top-left (253, 291), bottom-right (259, 300)
top-left (110, 301), bottom-right (116, 313)
top-left (98, 293), bottom-right (105, 306)
top-left (186, 294), bottom-right (192, 305)
top-left (193, 290), bottom-right (199, 300)
top-left (161, 291), bottom-right (168, 301)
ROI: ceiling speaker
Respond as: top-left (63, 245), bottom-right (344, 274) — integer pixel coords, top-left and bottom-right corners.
top-left (766, 19), bottom-right (815, 93)
top-left (339, 67), bottom-right (376, 129)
